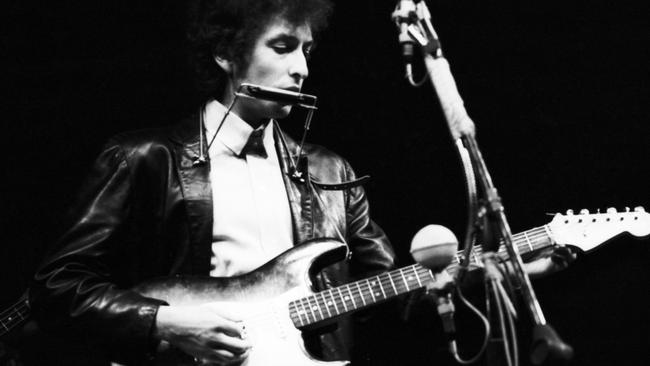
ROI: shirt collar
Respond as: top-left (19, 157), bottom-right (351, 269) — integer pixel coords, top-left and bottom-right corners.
top-left (203, 99), bottom-right (274, 156)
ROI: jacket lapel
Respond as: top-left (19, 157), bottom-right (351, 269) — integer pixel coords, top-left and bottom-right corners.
top-left (274, 125), bottom-right (315, 244)
top-left (169, 115), bottom-right (213, 275)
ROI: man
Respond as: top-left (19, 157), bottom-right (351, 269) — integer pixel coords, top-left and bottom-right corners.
top-left (30, 1), bottom-right (573, 365)
top-left (30, 0), bottom-right (395, 365)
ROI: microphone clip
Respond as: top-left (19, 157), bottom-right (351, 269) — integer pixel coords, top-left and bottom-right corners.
top-left (289, 155), bottom-right (309, 184)
top-left (192, 155), bottom-right (208, 167)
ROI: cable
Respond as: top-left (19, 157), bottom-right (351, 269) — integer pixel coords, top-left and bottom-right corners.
top-left (452, 275), bottom-right (491, 364)
top-left (406, 63), bottom-right (429, 87)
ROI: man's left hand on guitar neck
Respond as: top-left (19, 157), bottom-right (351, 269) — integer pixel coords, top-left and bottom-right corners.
top-left (522, 245), bottom-right (577, 279)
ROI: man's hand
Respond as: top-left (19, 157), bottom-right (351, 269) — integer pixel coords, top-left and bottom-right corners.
top-left (523, 246), bottom-right (577, 279)
top-left (154, 304), bottom-right (252, 365)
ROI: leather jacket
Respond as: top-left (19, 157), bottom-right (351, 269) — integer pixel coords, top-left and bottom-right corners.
top-left (30, 115), bottom-right (395, 364)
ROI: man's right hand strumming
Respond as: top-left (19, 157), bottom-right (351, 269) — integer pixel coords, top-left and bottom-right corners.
top-left (154, 304), bottom-right (252, 365)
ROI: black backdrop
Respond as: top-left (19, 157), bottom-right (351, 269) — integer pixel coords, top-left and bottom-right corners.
top-left (2, 1), bottom-right (648, 365)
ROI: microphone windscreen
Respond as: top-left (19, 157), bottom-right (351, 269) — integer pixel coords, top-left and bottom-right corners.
top-left (410, 224), bottom-right (459, 272)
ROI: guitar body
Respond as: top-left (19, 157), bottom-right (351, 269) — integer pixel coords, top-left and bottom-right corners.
top-left (133, 238), bottom-right (350, 366)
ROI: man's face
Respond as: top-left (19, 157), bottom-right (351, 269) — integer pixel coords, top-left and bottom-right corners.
top-left (229, 18), bottom-right (313, 124)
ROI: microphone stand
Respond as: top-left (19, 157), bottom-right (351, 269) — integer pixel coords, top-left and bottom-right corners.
top-left (399, 1), bottom-right (573, 365)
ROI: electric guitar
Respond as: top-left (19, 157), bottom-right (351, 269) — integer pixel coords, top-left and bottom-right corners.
top-left (133, 207), bottom-right (650, 365)
top-left (2, 208), bottom-right (648, 365)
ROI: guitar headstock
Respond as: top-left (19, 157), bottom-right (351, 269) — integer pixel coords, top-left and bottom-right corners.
top-left (548, 206), bottom-right (650, 252)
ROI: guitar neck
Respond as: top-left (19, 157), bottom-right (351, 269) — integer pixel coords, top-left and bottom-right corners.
top-left (289, 225), bottom-right (555, 328)
top-left (446, 224), bottom-right (555, 275)
top-left (289, 263), bottom-right (437, 328)
top-left (0, 293), bottom-right (30, 337)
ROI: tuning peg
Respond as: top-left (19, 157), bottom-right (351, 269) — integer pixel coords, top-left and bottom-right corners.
top-left (634, 206), bottom-right (646, 212)
top-left (579, 209), bottom-right (589, 215)
top-left (625, 207), bottom-right (631, 212)
top-left (606, 207), bottom-right (617, 214)
top-left (566, 209), bottom-right (574, 215)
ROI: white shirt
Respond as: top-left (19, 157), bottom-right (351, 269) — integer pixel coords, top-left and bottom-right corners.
top-left (204, 100), bottom-right (293, 277)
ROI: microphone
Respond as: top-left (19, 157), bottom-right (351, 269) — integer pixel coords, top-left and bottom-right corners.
top-left (410, 225), bottom-right (459, 346)
top-left (238, 83), bottom-right (317, 108)
top-left (410, 224), bottom-right (458, 273)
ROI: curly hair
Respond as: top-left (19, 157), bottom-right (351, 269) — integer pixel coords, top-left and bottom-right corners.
top-left (187, 0), bottom-right (334, 99)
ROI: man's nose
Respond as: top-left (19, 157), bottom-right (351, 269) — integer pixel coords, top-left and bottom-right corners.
top-left (288, 50), bottom-right (309, 81)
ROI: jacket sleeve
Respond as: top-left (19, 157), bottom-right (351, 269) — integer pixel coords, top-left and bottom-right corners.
top-left (29, 138), bottom-right (167, 364)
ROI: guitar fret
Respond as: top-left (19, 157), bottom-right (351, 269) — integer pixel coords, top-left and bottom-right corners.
top-left (472, 250), bottom-right (480, 264)
top-left (387, 273), bottom-right (398, 295)
top-left (320, 292), bottom-right (332, 318)
top-left (530, 228), bottom-right (546, 249)
top-left (399, 268), bottom-right (410, 292)
top-left (301, 297), bottom-right (315, 323)
top-left (298, 297), bottom-right (310, 324)
top-left (523, 231), bottom-right (534, 252)
top-left (377, 278), bottom-right (387, 299)
top-left (328, 290), bottom-right (340, 315)
top-left (366, 279), bottom-right (377, 303)
top-left (543, 225), bottom-right (554, 246)
top-left (413, 267), bottom-right (423, 287)
top-left (356, 282), bottom-right (367, 306)
top-left (1, 320), bottom-right (8, 331)
top-left (313, 295), bottom-right (324, 321)
top-left (418, 268), bottom-right (434, 284)
top-left (346, 286), bottom-right (357, 309)
top-left (337, 288), bottom-right (348, 312)
top-left (294, 302), bottom-right (305, 327)
top-left (299, 301), bottom-right (308, 326)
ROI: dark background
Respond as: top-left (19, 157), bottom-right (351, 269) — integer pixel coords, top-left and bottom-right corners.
top-left (2, 0), bottom-right (648, 365)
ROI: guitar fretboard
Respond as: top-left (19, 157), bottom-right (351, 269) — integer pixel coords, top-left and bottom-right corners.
top-left (0, 293), bottom-right (29, 336)
top-left (289, 263), bottom-right (436, 328)
top-left (446, 224), bottom-right (554, 275)
top-left (289, 224), bottom-right (554, 328)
